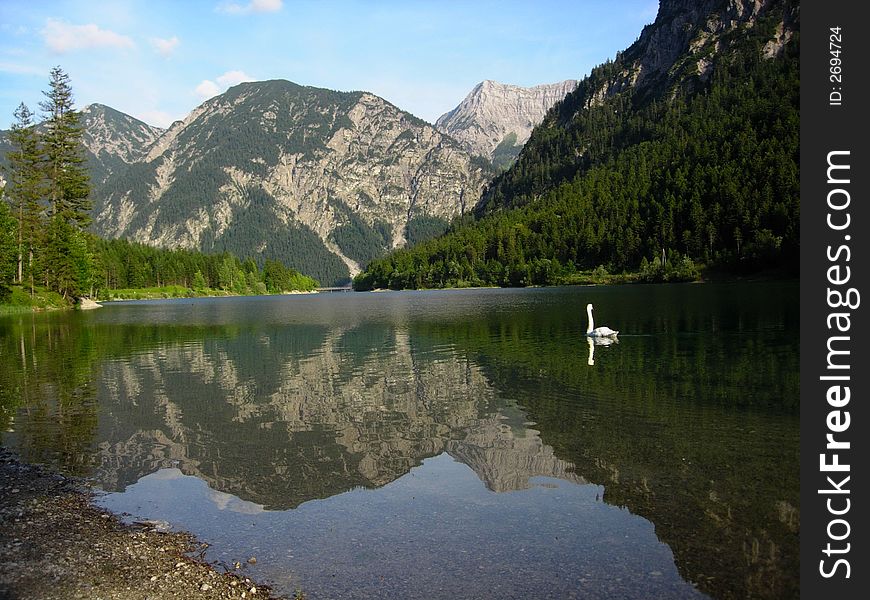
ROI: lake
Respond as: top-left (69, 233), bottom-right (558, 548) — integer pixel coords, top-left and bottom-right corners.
top-left (0, 282), bottom-right (799, 599)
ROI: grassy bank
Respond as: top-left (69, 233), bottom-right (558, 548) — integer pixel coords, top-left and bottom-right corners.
top-left (0, 286), bottom-right (69, 314)
top-left (96, 285), bottom-right (318, 302)
top-left (1, 284), bottom-right (320, 313)
top-left (97, 285), bottom-right (200, 301)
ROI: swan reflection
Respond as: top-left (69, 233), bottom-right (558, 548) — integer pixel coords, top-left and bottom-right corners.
top-left (587, 335), bottom-right (617, 365)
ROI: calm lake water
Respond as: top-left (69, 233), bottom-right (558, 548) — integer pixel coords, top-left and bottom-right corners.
top-left (0, 282), bottom-right (799, 599)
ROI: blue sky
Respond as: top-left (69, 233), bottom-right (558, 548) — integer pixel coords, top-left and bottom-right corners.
top-left (0, 1), bottom-right (658, 129)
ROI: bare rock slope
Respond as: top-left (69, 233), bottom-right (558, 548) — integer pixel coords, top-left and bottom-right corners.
top-left (435, 79), bottom-right (577, 165)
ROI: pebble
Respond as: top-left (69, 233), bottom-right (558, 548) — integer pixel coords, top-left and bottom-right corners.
top-left (1, 450), bottom-right (280, 600)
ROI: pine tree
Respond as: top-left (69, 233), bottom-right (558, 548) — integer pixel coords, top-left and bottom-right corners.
top-left (5, 103), bottom-right (44, 295)
top-left (36, 67), bottom-right (95, 299)
top-left (43, 215), bottom-right (92, 300)
top-left (39, 66), bottom-right (91, 229)
top-left (192, 270), bottom-right (207, 291)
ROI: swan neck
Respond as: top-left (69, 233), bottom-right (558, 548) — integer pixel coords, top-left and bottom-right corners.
top-left (586, 305), bottom-right (594, 333)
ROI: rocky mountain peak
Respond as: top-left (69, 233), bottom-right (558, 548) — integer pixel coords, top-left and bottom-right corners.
top-left (436, 79), bottom-right (578, 166)
top-left (79, 103), bottom-right (165, 186)
top-left (80, 103), bottom-right (164, 163)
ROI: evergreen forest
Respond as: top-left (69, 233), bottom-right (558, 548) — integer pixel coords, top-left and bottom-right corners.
top-left (353, 10), bottom-right (799, 291)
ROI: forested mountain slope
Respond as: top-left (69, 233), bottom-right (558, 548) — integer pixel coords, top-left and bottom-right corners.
top-left (354, 0), bottom-right (799, 290)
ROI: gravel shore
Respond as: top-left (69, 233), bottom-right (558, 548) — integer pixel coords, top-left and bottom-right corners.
top-left (0, 449), bottom-right (288, 600)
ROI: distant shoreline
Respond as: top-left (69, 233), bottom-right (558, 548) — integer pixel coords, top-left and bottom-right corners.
top-left (355, 270), bottom-right (797, 293)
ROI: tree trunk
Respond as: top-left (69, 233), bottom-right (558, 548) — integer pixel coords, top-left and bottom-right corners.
top-left (29, 248), bottom-right (34, 297)
top-left (17, 205), bottom-right (23, 284)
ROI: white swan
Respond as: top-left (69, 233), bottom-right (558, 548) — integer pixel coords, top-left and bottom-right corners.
top-left (586, 303), bottom-right (619, 338)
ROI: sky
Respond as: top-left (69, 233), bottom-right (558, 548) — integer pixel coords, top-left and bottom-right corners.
top-left (0, 0), bottom-right (658, 129)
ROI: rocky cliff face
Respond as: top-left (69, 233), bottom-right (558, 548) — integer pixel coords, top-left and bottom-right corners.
top-left (572, 0), bottom-right (798, 108)
top-left (436, 79), bottom-right (577, 166)
top-left (90, 80), bottom-right (491, 285)
top-left (79, 104), bottom-right (164, 187)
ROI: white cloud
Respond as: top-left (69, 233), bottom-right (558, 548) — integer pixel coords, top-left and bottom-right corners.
top-left (150, 36), bottom-right (180, 58)
top-left (195, 70), bottom-right (256, 99)
top-left (41, 19), bottom-right (134, 53)
top-left (251, 0), bottom-right (284, 11)
top-left (216, 70), bottom-right (255, 87)
top-left (195, 79), bottom-right (222, 99)
top-left (217, 0), bottom-right (283, 15)
top-left (136, 109), bottom-right (181, 129)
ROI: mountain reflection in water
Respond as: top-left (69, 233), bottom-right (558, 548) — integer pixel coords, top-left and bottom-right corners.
top-left (89, 326), bottom-right (582, 508)
top-left (0, 284), bottom-right (799, 599)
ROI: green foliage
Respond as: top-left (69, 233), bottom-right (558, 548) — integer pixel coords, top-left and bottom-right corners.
top-left (204, 185), bottom-right (348, 286)
top-left (263, 258), bottom-right (318, 293)
top-left (4, 103), bottom-right (44, 291)
top-left (39, 66), bottom-right (91, 228)
top-left (192, 270), bottom-right (207, 291)
top-left (0, 201), bottom-right (17, 301)
top-left (329, 201), bottom-right (389, 267)
top-left (42, 216), bottom-right (93, 300)
top-left (91, 237), bottom-right (318, 298)
top-left (0, 67), bottom-right (95, 302)
top-left (248, 221), bottom-right (347, 287)
top-left (638, 252), bottom-right (701, 283)
top-left (490, 132), bottom-right (522, 172)
top-left (356, 10), bottom-right (798, 291)
top-left (404, 215), bottom-right (449, 247)
top-left (100, 285), bottom-right (192, 301)
top-left (0, 285), bottom-right (67, 313)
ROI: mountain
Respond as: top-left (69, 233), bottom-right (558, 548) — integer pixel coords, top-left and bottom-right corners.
top-left (79, 104), bottom-right (164, 189)
top-left (435, 79), bottom-right (578, 169)
top-left (0, 104), bottom-right (163, 194)
top-left (355, 0), bottom-right (800, 290)
top-left (91, 80), bottom-right (492, 286)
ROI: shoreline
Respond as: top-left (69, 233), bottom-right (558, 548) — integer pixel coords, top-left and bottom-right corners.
top-left (0, 287), bottom-right (321, 314)
top-left (1, 272), bottom-right (798, 312)
top-left (356, 271), bottom-right (798, 293)
top-left (0, 448), bottom-right (289, 599)
top-left (100, 290), bottom-right (320, 303)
